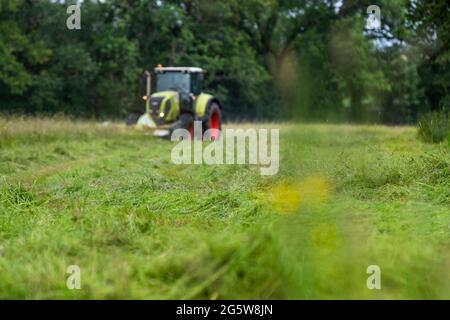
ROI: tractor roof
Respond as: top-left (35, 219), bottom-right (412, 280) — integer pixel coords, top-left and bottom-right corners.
top-left (154, 66), bottom-right (204, 73)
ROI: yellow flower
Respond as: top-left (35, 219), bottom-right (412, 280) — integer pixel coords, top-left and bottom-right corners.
top-left (269, 182), bottom-right (302, 214)
top-left (269, 176), bottom-right (331, 215)
top-left (298, 176), bottom-right (330, 206)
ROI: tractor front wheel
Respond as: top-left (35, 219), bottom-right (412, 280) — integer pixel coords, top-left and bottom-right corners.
top-left (202, 102), bottom-right (221, 141)
top-left (168, 113), bottom-right (194, 139)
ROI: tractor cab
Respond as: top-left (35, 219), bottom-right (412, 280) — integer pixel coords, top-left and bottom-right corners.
top-left (150, 67), bottom-right (204, 119)
top-left (137, 65), bottom-right (222, 140)
top-left (154, 67), bottom-right (204, 96)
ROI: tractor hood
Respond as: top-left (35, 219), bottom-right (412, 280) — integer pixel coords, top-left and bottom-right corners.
top-left (151, 91), bottom-right (178, 100)
top-left (148, 91), bottom-right (179, 123)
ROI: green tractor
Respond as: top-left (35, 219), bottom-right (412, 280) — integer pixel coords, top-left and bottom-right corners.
top-left (136, 65), bottom-right (222, 140)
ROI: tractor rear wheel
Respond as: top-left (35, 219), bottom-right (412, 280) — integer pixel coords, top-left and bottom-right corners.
top-left (202, 102), bottom-right (221, 141)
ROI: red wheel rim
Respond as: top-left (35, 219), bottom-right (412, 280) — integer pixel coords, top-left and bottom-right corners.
top-left (187, 122), bottom-right (194, 140)
top-left (209, 110), bottom-right (220, 140)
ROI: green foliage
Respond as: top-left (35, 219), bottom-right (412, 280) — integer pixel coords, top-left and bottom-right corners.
top-left (0, 0), bottom-right (139, 117)
top-left (407, 0), bottom-right (450, 114)
top-left (377, 45), bottom-right (427, 124)
top-left (418, 111), bottom-right (450, 143)
top-left (0, 0), bottom-right (449, 122)
top-left (0, 0), bottom-right (51, 95)
top-left (329, 17), bottom-right (390, 123)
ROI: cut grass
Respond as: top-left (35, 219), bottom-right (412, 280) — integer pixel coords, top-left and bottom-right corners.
top-left (0, 117), bottom-right (449, 299)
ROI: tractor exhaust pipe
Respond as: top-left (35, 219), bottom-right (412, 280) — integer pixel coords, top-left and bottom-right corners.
top-left (136, 70), bottom-right (156, 130)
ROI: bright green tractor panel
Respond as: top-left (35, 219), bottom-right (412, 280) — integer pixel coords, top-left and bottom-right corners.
top-left (147, 91), bottom-right (180, 123)
top-left (194, 93), bottom-right (214, 118)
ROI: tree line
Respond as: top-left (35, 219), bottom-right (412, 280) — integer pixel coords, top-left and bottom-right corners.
top-left (0, 0), bottom-right (448, 123)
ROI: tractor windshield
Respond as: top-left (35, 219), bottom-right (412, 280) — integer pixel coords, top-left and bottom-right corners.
top-left (156, 72), bottom-right (190, 93)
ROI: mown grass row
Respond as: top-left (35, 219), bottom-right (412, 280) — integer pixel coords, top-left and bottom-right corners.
top-left (0, 117), bottom-right (449, 299)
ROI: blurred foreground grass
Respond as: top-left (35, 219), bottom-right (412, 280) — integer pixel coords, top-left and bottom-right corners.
top-left (0, 117), bottom-right (449, 299)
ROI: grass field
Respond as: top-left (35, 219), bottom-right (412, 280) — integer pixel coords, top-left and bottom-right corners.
top-left (0, 117), bottom-right (449, 299)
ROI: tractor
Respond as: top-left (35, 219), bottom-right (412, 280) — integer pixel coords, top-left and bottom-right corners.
top-left (135, 65), bottom-right (222, 140)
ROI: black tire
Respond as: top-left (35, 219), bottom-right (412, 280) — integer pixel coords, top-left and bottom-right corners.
top-left (168, 113), bottom-right (194, 139)
top-left (125, 112), bottom-right (139, 126)
top-left (179, 113), bottom-right (194, 136)
top-left (202, 102), bottom-right (221, 140)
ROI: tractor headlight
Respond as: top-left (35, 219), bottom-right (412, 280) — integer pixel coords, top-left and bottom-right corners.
top-left (159, 112), bottom-right (165, 118)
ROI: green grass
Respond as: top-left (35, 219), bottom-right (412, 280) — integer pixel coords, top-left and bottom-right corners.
top-left (417, 111), bottom-right (449, 143)
top-left (0, 117), bottom-right (449, 299)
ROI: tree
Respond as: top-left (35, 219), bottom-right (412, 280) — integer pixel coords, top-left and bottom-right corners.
top-left (407, 0), bottom-right (450, 112)
top-left (377, 45), bottom-right (427, 124)
top-left (0, 0), bottom-right (447, 123)
top-left (0, 0), bottom-right (51, 111)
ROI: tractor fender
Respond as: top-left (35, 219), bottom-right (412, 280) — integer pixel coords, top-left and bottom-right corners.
top-left (195, 93), bottom-right (221, 119)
